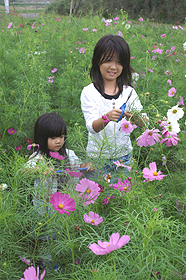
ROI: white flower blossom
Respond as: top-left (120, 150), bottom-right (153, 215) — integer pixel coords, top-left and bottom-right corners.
top-left (167, 105), bottom-right (184, 122)
top-left (183, 42), bottom-right (186, 51)
top-left (125, 24), bottom-right (130, 30)
top-left (132, 72), bottom-right (139, 81)
top-left (106, 19), bottom-right (112, 23)
top-left (0, 183), bottom-right (8, 190)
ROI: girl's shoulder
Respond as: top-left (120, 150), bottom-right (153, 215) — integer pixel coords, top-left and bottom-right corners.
top-left (27, 151), bottom-right (43, 167)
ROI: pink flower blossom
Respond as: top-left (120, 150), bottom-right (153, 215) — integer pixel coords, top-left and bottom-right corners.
top-left (130, 56), bottom-right (135, 59)
top-left (76, 41), bottom-right (81, 44)
top-left (153, 208), bottom-right (158, 212)
top-left (49, 151), bottom-right (65, 160)
top-left (20, 256), bottom-right (33, 266)
top-left (154, 48), bottom-right (163, 54)
top-left (102, 114), bottom-right (110, 123)
top-left (160, 34), bottom-right (166, 37)
top-left (65, 169), bottom-right (82, 177)
top-left (19, 31), bottom-right (22, 34)
top-left (117, 30), bottom-right (123, 37)
top-left (82, 28), bottom-right (89, 31)
top-left (102, 195), bottom-right (114, 205)
top-left (89, 232), bottom-right (130, 255)
top-left (79, 48), bottom-right (85, 54)
top-left (152, 45), bottom-right (157, 49)
top-left (48, 76), bottom-right (54, 83)
top-left (167, 79), bottom-right (172, 86)
top-left (178, 96), bottom-right (185, 105)
top-left (75, 178), bottom-right (100, 206)
top-left (7, 128), bottom-right (17, 135)
top-left (15, 145), bottom-right (22, 151)
top-left (27, 143), bottom-right (39, 150)
top-left (165, 70), bottom-right (172, 76)
top-left (178, 25), bottom-right (183, 30)
top-left (56, 18), bottom-right (60, 22)
top-left (113, 17), bottom-right (119, 20)
top-left (49, 192), bottom-right (76, 216)
top-left (143, 162), bottom-right (167, 181)
top-left (139, 17), bottom-right (143, 22)
top-left (171, 46), bottom-right (176, 51)
top-left (172, 26), bottom-right (178, 29)
top-left (113, 160), bottom-right (132, 172)
top-left (152, 55), bottom-right (156, 60)
top-left (121, 120), bottom-right (135, 133)
top-left (7, 22), bottom-right (12, 28)
top-left (136, 128), bottom-right (162, 147)
top-left (160, 131), bottom-right (181, 147)
top-left (162, 155), bottom-right (167, 165)
top-left (146, 50), bottom-right (150, 53)
top-left (168, 87), bottom-right (176, 97)
top-left (51, 68), bottom-right (57, 73)
top-left (20, 266), bottom-right (45, 280)
top-left (26, 138), bottom-right (32, 144)
top-left (92, 28), bottom-right (98, 32)
top-left (83, 211), bottom-right (103, 226)
top-left (148, 69), bottom-right (153, 72)
top-left (111, 178), bottom-right (133, 192)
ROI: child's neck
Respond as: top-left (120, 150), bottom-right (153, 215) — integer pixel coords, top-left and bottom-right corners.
top-left (104, 81), bottom-right (118, 96)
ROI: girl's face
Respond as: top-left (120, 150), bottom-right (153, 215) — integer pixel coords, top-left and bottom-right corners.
top-left (99, 53), bottom-right (123, 84)
top-left (47, 135), bottom-right (65, 152)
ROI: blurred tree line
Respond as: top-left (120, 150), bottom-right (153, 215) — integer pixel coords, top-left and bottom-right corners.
top-left (46, 0), bottom-right (186, 24)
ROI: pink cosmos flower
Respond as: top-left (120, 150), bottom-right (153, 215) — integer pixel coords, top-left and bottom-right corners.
top-left (148, 69), bottom-right (153, 72)
top-left (92, 28), bottom-right (98, 32)
top-left (27, 143), bottom-right (39, 150)
top-left (130, 56), bottom-right (135, 59)
top-left (117, 30), bottom-right (123, 37)
top-left (76, 41), bottom-right (81, 44)
top-left (168, 87), bottom-right (176, 97)
top-left (56, 18), bottom-right (60, 22)
top-left (79, 48), bottom-right (85, 54)
top-left (19, 31), bottom-right (22, 34)
top-left (75, 178), bottom-right (100, 206)
top-left (172, 26), bottom-right (178, 29)
top-left (154, 48), bottom-right (163, 54)
top-left (179, 25), bottom-right (183, 30)
top-left (160, 33), bottom-right (166, 37)
top-left (121, 120), bottom-right (134, 133)
top-left (89, 232), bottom-right (130, 255)
top-left (7, 128), bottom-right (17, 135)
top-left (7, 22), bottom-right (12, 28)
top-left (136, 128), bottom-right (162, 147)
top-left (171, 46), bottom-right (176, 51)
top-left (160, 131), bottom-right (181, 147)
top-left (20, 256), bottom-right (33, 266)
top-left (15, 145), bottom-right (22, 151)
top-left (65, 168), bottom-right (82, 177)
top-left (20, 266), bottom-right (45, 280)
top-left (153, 208), bottom-right (158, 212)
top-left (83, 211), bottom-right (103, 226)
top-left (143, 162), bottom-right (167, 181)
top-left (152, 45), bottom-right (157, 49)
top-left (51, 68), bottom-right (57, 73)
top-left (102, 195), bottom-right (114, 205)
top-left (82, 28), bottom-right (89, 31)
top-left (49, 151), bottom-right (65, 160)
top-left (49, 192), bottom-right (76, 216)
top-left (48, 76), bottom-right (54, 83)
top-left (102, 114), bottom-right (110, 123)
top-left (152, 55), bottom-right (156, 60)
top-left (167, 79), bottom-right (172, 86)
top-left (178, 96), bottom-right (184, 106)
top-left (113, 160), bottom-right (132, 172)
top-left (113, 17), bottom-right (119, 20)
top-left (139, 17), bottom-right (143, 22)
top-left (165, 70), bottom-right (172, 76)
top-left (26, 138), bottom-right (32, 144)
top-left (111, 178), bottom-right (133, 192)
top-left (162, 155), bottom-right (167, 165)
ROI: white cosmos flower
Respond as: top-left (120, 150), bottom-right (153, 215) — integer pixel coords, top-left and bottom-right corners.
top-left (183, 42), bottom-right (186, 51)
top-left (132, 72), bottom-right (139, 81)
top-left (106, 19), bottom-right (112, 23)
top-left (164, 120), bottom-right (180, 133)
top-left (0, 183), bottom-right (8, 190)
top-left (167, 105), bottom-right (184, 122)
top-left (125, 24), bottom-right (130, 29)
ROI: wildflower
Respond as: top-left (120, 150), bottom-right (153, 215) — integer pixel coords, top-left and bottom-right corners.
top-left (56, 18), bottom-right (60, 22)
top-left (20, 257), bottom-right (33, 266)
top-left (26, 138), bottom-right (32, 144)
top-left (102, 114), bottom-right (110, 123)
top-left (168, 87), bottom-right (176, 97)
top-left (125, 24), bottom-right (130, 30)
top-left (160, 131), bottom-right (181, 147)
top-left (121, 120), bottom-right (135, 134)
top-left (112, 178), bottom-right (133, 192)
top-left (143, 162), bottom-right (167, 181)
top-left (167, 79), bottom-right (172, 86)
top-left (76, 40), bottom-right (81, 44)
top-left (132, 72), bottom-right (139, 81)
top-left (183, 42), bottom-right (186, 51)
top-left (165, 70), bottom-right (172, 76)
top-left (113, 160), bottom-right (132, 171)
top-left (49, 192), bottom-right (76, 216)
top-left (92, 28), bottom-right (98, 32)
top-left (79, 48), bottom-right (85, 54)
top-left (148, 69), bottom-right (153, 72)
top-left (130, 56), bottom-right (135, 59)
top-left (64, 168), bottom-right (82, 177)
top-left (103, 173), bottom-right (112, 183)
top-left (49, 151), bottom-right (65, 160)
top-left (83, 211), bottom-right (103, 226)
top-left (139, 17), bottom-right (143, 22)
top-left (48, 76), bottom-right (54, 83)
top-left (7, 22), bottom-right (12, 28)
top-left (15, 145), bottom-right (22, 151)
top-left (179, 25), bottom-right (183, 30)
top-left (171, 46), bottom-right (176, 51)
top-left (82, 28), bottom-right (89, 32)
top-left (51, 68), bottom-right (57, 73)
top-left (153, 208), bottom-right (158, 212)
top-left (113, 17), bottom-right (119, 20)
top-left (106, 19), bottom-right (112, 23)
top-left (89, 232), bottom-right (130, 255)
top-left (0, 183), bottom-right (8, 190)
top-left (98, 184), bottom-right (104, 193)
top-left (75, 178), bottom-right (100, 206)
top-left (74, 258), bottom-right (81, 265)
top-left (154, 48), bottom-right (163, 54)
top-left (136, 128), bottom-right (162, 147)
top-left (152, 45), bottom-right (157, 49)
top-left (178, 96), bottom-right (185, 106)
top-left (7, 128), bottom-right (17, 135)
top-left (160, 34), bottom-right (166, 37)
top-left (152, 55), bottom-right (156, 60)
top-left (162, 155), bottom-right (167, 165)
top-left (167, 105), bottom-right (184, 122)
top-left (20, 266), bottom-right (45, 280)
top-left (102, 195), bottom-right (114, 205)
top-left (172, 26), bottom-right (178, 29)
top-left (19, 31), bottom-right (22, 34)
top-left (161, 120), bottom-right (180, 134)
top-left (117, 30), bottom-right (123, 37)
top-left (27, 143), bottom-right (39, 150)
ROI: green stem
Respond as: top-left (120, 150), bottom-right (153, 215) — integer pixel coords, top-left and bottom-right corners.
top-left (112, 253), bottom-right (117, 280)
top-left (63, 216), bottom-right (74, 278)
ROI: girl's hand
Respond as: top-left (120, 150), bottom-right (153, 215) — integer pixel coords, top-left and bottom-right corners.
top-left (107, 109), bottom-right (124, 121)
top-left (80, 162), bottom-right (94, 172)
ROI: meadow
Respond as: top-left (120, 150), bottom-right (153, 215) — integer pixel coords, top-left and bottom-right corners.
top-left (0, 11), bottom-right (186, 280)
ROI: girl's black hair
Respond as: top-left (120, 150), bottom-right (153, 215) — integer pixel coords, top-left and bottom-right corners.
top-left (90, 34), bottom-right (134, 94)
top-left (34, 112), bottom-right (67, 158)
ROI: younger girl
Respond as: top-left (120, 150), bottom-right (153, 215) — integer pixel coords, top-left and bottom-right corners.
top-left (80, 34), bottom-right (147, 180)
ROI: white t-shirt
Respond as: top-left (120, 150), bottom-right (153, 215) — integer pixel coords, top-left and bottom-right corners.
top-left (81, 83), bottom-right (145, 159)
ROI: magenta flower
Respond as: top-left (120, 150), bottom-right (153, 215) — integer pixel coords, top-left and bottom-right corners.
top-left (121, 120), bottom-right (135, 133)
top-left (139, 17), bottom-right (143, 22)
top-left (154, 48), bottom-right (163, 54)
top-left (83, 211), bottom-right (103, 226)
top-left (20, 266), bottom-right (45, 280)
top-left (19, 31), bottom-right (22, 34)
top-left (168, 87), bottom-right (176, 97)
top-left (20, 256), bottom-right (33, 266)
top-left (92, 28), bottom-right (98, 32)
top-left (79, 48), bottom-right (85, 54)
top-left (48, 76), bottom-right (54, 83)
top-left (113, 160), bottom-right (132, 172)
top-left (7, 22), bottom-right (12, 28)
top-left (153, 208), bottom-right (158, 212)
top-left (56, 18), bottom-right (60, 22)
top-left (82, 28), bottom-right (89, 31)
top-left (148, 69), bottom-right (153, 72)
top-left (102, 195), bottom-right (114, 205)
top-left (49, 192), bottom-right (76, 216)
top-left (15, 145), bottom-right (22, 151)
top-left (51, 68), bottom-right (57, 73)
top-left (113, 17), bottom-right (119, 20)
top-left (160, 33), bottom-right (166, 37)
top-left (160, 131), bottom-right (181, 147)
top-left (136, 128), bottom-right (162, 147)
top-left (165, 70), bottom-right (172, 76)
top-left (26, 138), bottom-right (32, 144)
top-left (89, 232), bottom-right (130, 255)
top-left (171, 46), bottom-right (176, 51)
top-left (111, 178), bottom-right (133, 192)
top-left (167, 79), bottom-right (172, 86)
top-left (27, 143), bottom-right (39, 150)
top-left (7, 128), bottom-right (17, 135)
top-left (49, 151), bottom-right (65, 160)
top-left (178, 96), bottom-right (185, 105)
top-left (76, 41), bottom-right (81, 44)
top-left (102, 114), bottom-right (110, 123)
top-left (75, 178), bottom-right (100, 206)
top-left (143, 162), bottom-right (167, 181)
top-left (65, 168), bottom-right (82, 177)
top-left (130, 56), bottom-right (135, 59)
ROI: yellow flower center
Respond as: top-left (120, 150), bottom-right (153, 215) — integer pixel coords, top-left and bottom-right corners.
top-left (58, 204), bottom-right (63, 209)
top-left (124, 124), bottom-right (128, 128)
top-left (124, 187), bottom-right (128, 190)
top-left (86, 189), bottom-right (91, 194)
top-left (91, 219), bottom-right (95, 223)
top-left (148, 131), bottom-right (153, 136)
top-left (173, 109), bottom-right (177, 114)
top-left (32, 143), bottom-right (36, 147)
top-left (107, 244), bottom-right (110, 247)
top-left (153, 172), bottom-right (158, 176)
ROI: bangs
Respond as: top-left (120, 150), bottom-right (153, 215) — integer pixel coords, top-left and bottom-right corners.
top-left (47, 119), bottom-right (66, 138)
top-left (99, 43), bottom-right (124, 65)
top-left (100, 48), bottom-right (115, 64)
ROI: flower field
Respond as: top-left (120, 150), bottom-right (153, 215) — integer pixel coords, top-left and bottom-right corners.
top-left (0, 11), bottom-right (186, 280)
